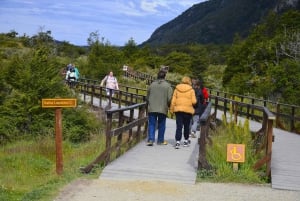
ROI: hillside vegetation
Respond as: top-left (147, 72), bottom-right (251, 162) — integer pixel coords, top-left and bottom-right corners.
top-left (142, 0), bottom-right (300, 46)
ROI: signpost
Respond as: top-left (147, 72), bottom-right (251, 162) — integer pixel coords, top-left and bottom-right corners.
top-left (42, 98), bottom-right (77, 175)
top-left (226, 144), bottom-right (245, 171)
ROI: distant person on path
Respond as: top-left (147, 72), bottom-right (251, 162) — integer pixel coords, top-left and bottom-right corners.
top-left (100, 71), bottom-right (119, 96)
top-left (65, 66), bottom-right (77, 88)
top-left (146, 70), bottom-right (173, 146)
top-left (73, 64), bottom-right (80, 80)
top-left (170, 76), bottom-right (197, 149)
top-left (200, 81), bottom-right (209, 105)
top-left (190, 80), bottom-right (206, 138)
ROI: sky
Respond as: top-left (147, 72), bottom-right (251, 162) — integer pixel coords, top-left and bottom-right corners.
top-left (0, 0), bottom-right (207, 46)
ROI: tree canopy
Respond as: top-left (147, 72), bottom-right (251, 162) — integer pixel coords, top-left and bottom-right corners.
top-left (223, 11), bottom-right (300, 104)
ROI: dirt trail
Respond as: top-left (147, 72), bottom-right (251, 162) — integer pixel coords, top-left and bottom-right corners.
top-left (54, 178), bottom-right (300, 201)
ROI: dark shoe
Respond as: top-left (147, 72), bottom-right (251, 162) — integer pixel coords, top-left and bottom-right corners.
top-left (183, 140), bottom-right (189, 147)
top-left (147, 140), bottom-right (153, 146)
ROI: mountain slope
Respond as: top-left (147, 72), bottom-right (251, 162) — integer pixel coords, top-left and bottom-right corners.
top-left (141, 0), bottom-right (300, 46)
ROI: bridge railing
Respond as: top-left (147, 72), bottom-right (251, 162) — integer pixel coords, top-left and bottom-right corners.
top-left (77, 79), bottom-right (148, 173)
top-left (207, 94), bottom-right (276, 178)
top-left (198, 102), bottom-right (213, 170)
top-left (121, 69), bottom-right (299, 134)
top-left (78, 78), bottom-right (146, 109)
top-left (208, 89), bottom-right (300, 134)
top-left (80, 102), bottom-right (148, 173)
top-left (123, 70), bottom-right (178, 87)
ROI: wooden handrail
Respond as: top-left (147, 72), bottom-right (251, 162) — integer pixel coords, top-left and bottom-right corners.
top-left (81, 102), bottom-right (148, 173)
top-left (198, 102), bottom-right (212, 170)
top-left (208, 89), bottom-right (300, 134)
top-left (253, 107), bottom-right (275, 177)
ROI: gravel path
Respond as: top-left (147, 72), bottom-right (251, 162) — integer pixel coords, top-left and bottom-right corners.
top-left (54, 178), bottom-right (300, 201)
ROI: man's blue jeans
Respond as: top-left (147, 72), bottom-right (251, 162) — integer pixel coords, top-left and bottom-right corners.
top-left (148, 112), bottom-right (166, 143)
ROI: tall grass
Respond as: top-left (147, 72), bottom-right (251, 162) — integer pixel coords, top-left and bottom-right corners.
top-left (197, 114), bottom-right (267, 183)
top-left (0, 133), bottom-right (106, 201)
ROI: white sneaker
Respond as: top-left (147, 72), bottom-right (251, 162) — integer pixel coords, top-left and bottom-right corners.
top-left (175, 141), bottom-right (180, 149)
top-left (191, 131), bottom-right (197, 138)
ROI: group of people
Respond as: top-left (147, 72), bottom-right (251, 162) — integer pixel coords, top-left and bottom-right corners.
top-left (146, 70), bottom-right (208, 149)
top-left (64, 63), bottom-right (80, 87)
top-left (99, 69), bottom-right (208, 149)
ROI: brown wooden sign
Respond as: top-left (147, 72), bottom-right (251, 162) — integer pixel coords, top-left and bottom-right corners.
top-left (41, 98), bottom-right (77, 175)
top-left (42, 98), bottom-right (77, 108)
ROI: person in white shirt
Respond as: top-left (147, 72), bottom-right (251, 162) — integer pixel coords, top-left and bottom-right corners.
top-left (100, 71), bottom-right (119, 96)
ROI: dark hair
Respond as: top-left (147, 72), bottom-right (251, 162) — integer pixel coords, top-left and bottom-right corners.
top-left (194, 80), bottom-right (201, 87)
top-left (199, 80), bottom-right (204, 89)
top-left (157, 70), bottom-right (166, 79)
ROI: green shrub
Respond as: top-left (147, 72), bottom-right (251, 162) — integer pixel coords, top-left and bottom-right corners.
top-left (198, 115), bottom-right (265, 183)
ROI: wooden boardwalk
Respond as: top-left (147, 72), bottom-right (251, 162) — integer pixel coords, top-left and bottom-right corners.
top-left (82, 94), bottom-right (300, 191)
top-left (99, 118), bottom-right (199, 184)
top-left (271, 128), bottom-right (300, 191)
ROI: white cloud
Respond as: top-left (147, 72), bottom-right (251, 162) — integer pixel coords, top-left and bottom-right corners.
top-left (0, 0), bottom-right (205, 46)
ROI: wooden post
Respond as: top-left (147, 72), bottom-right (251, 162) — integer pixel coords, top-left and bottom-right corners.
top-left (266, 119), bottom-right (273, 177)
top-left (105, 112), bottom-right (113, 164)
top-left (55, 108), bottom-right (63, 175)
top-left (234, 102), bottom-right (238, 124)
top-left (233, 163), bottom-right (238, 171)
top-left (42, 98), bottom-right (77, 175)
top-left (91, 85), bottom-right (94, 105)
top-left (108, 89), bottom-right (112, 109)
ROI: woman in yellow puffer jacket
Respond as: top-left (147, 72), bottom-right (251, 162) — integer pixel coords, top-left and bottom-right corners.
top-left (170, 76), bottom-right (197, 149)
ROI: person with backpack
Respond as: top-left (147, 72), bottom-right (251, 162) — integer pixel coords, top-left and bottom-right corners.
top-left (65, 67), bottom-right (77, 88)
top-left (190, 80), bottom-right (206, 138)
top-left (73, 64), bottom-right (80, 81)
top-left (100, 71), bottom-right (119, 96)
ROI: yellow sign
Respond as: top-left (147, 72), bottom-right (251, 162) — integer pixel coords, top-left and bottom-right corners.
top-left (42, 98), bottom-right (77, 108)
top-left (226, 144), bottom-right (245, 163)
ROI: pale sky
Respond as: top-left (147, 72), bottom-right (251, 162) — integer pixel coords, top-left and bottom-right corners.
top-left (0, 0), bottom-right (207, 46)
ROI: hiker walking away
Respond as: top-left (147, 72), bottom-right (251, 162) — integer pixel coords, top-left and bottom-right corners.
top-left (170, 76), bottom-right (197, 149)
top-left (73, 64), bottom-right (80, 81)
top-left (146, 70), bottom-right (173, 146)
top-left (190, 80), bottom-right (206, 138)
top-left (100, 71), bottom-right (119, 96)
top-left (65, 67), bottom-right (76, 88)
top-left (201, 81), bottom-right (209, 105)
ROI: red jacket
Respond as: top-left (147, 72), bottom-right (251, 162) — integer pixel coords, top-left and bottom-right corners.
top-left (202, 87), bottom-right (209, 104)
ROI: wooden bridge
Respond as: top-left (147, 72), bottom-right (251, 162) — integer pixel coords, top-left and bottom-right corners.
top-left (76, 78), bottom-right (300, 191)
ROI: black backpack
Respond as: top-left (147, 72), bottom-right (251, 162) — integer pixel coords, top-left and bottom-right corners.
top-left (196, 88), bottom-right (204, 106)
